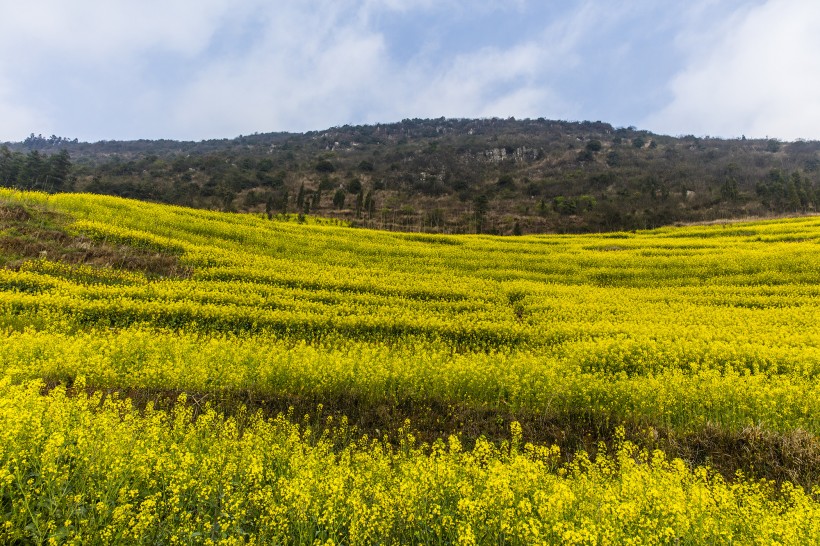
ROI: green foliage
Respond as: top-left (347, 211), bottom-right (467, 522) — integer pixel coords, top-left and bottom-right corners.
top-left (576, 149), bottom-right (595, 162)
top-left (605, 151), bottom-right (620, 168)
top-left (474, 194), bottom-right (489, 233)
top-left (315, 159), bottom-right (336, 173)
top-left (347, 177), bottom-right (362, 194)
top-left (332, 188), bottom-right (345, 209)
top-left (6, 118), bottom-right (820, 234)
top-left (585, 139), bottom-right (602, 152)
top-left (766, 139), bottom-right (781, 153)
top-left (497, 174), bottom-right (515, 189)
top-left (318, 176), bottom-right (335, 192)
top-left (755, 169), bottom-right (815, 212)
top-left (363, 190), bottom-right (375, 218)
top-left (720, 177), bottom-right (739, 201)
top-left (553, 196), bottom-right (576, 215)
top-left (296, 183), bottom-right (305, 208)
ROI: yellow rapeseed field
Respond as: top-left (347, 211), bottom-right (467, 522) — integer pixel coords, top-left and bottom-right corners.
top-left (1, 189), bottom-right (819, 544)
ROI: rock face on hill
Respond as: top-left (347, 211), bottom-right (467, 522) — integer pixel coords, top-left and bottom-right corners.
top-left (4, 118), bottom-right (820, 233)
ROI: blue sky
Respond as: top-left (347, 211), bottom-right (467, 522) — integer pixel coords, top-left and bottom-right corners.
top-left (1, 0), bottom-right (818, 142)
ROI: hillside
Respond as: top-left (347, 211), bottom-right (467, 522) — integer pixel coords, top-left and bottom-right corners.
top-left (1, 190), bottom-right (819, 543)
top-left (4, 118), bottom-right (820, 234)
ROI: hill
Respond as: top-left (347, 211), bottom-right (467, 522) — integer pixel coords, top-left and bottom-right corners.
top-left (3, 118), bottom-right (820, 234)
top-left (0, 190), bottom-right (819, 543)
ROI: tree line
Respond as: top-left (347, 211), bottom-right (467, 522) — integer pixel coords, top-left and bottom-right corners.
top-left (0, 147), bottom-right (73, 192)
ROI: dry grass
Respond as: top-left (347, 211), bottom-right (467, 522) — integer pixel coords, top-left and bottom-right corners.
top-left (0, 201), bottom-right (189, 278)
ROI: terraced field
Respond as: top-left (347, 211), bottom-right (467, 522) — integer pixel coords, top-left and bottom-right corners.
top-left (1, 189), bottom-right (819, 544)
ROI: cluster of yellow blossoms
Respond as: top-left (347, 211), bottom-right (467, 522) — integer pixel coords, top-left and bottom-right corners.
top-left (1, 380), bottom-right (818, 545)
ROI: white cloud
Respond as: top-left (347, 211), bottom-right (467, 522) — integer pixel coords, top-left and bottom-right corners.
top-left (645, 0), bottom-right (820, 140)
top-left (0, 1), bottom-right (611, 140)
top-left (164, 0), bottom-right (608, 137)
top-left (168, 3), bottom-right (578, 138)
top-left (168, 4), bottom-right (394, 137)
top-left (398, 42), bottom-right (567, 121)
top-left (0, 1), bottom-right (616, 140)
top-left (0, 0), bottom-right (243, 140)
top-left (0, 1), bottom-right (233, 61)
top-left (0, 0), bottom-right (715, 141)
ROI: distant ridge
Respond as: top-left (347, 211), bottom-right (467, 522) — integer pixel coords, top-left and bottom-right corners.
top-left (3, 118), bottom-right (819, 234)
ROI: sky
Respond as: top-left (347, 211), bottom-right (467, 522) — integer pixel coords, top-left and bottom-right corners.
top-left (1, 0), bottom-right (818, 143)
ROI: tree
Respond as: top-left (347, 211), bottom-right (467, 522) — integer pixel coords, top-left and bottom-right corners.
top-left (578, 195), bottom-right (597, 212)
top-left (585, 140), bottom-right (602, 152)
top-left (296, 183), bottom-right (305, 209)
top-left (265, 196), bottom-right (273, 219)
top-left (281, 190), bottom-right (289, 214)
top-left (23, 133), bottom-right (46, 149)
top-left (257, 158), bottom-right (274, 172)
top-left (605, 151), bottom-right (620, 166)
top-left (332, 188), bottom-right (345, 209)
top-left (364, 190), bottom-right (375, 218)
top-left (784, 175), bottom-right (801, 211)
top-left (496, 174), bottom-right (515, 189)
top-left (757, 169), bottom-right (789, 211)
top-left (474, 194), bottom-right (489, 233)
top-left (48, 149), bottom-right (72, 191)
top-left (20, 150), bottom-right (45, 188)
top-left (315, 160), bottom-right (335, 173)
top-left (640, 175), bottom-right (668, 201)
top-left (217, 183), bottom-right (235, 212)
top-left (318, 177), bottom-right (335, 191)
top-left (426, 207), bottom-right (445, 228)
top-left (720, 177), bottom-right (739, 201)
top-left (355, 191), bottom-right (363, 218)
top-left (347, 177), bottom-right (362, 194)
top-left (0, 146), bottom-right (20, 186)
top-left (793, 172), bottom-right (811, 209)
top-left (303, 192), bottom-right (312, 214)
top-left (576, 149), bottom-right (594, 163)
top-left (553, 196), bottom-right (576, 215)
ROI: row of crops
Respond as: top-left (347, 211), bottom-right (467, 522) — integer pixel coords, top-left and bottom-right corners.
top-left (1, 189), bottom-right (819, 544)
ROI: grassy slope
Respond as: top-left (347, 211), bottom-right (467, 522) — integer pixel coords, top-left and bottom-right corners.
top-left (1, 189), bottom-right (819, 487)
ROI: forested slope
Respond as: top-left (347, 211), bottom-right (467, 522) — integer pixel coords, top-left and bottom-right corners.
top-left (4, 118), bottom-right (820, 234)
